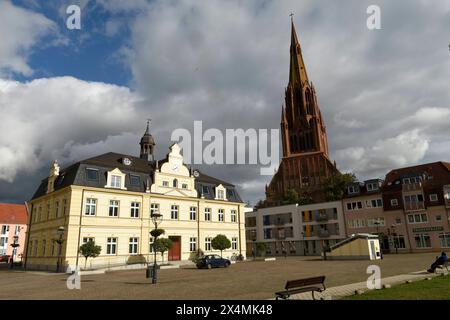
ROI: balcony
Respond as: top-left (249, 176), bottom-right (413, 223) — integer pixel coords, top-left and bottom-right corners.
top-left (402, 182), bottom-right (422, 192)
top-left (404, 201), bottom-right (425, 212)
top-left (315, 213), bottom-right (329, 222)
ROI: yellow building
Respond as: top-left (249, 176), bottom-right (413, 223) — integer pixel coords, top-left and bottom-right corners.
top-left (24, 124), bottom-right (246, 271)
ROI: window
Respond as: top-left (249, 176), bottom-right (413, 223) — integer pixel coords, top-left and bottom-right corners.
top-left (51, 241), bottom-right (56, 256)
top-left (33, 240), bottom-right (38, 256)
top-left (131, 202), bottom-right (140, 218)
top-left (436, 215), bottom-right (442, 222)
top-left (346, 201), bottom-right (363, 211)
top-left (189, 237), bottom-right (197, 252)
top-left (407, 213), bottom-right (428, 224)
top-left (106, 237), bottom-right (117, 255)
top-left (264, 228), bottom-right (272, 239)
top-left (14, 225), bottom-right (20, 235)
top-left (204, 237), bottom-right (212, 251)
top-left (150, 203), bottom-right (159, 216)
top-left (390, 199), bottom-right (398, 206)
top-left (42, 240), bottom-right (46, 256)
top-left (82, 237), bottom-right (94, 244)
top-left (393, 235), bottom-right (406, 249)
top-left (371, 199), bottom-right (383, 208)
top-left (218, 209), bottom-right (224, 222)
top-left (367, 218), bottom-right (386, 227)
top-left (109, 200), bottom-right (120, 217)
top-left (46, 204), bottom-right (50, 220)
top-left (189, 207), bottom-right (197, 221)
top-left (232, 237), bottom-right (238, 250)
top-left (395, 218), bottom-right (402, 224)
top-left (162, 181), bottom-right (169, 187)
top-left (111, 175), bottom-right (122, 188)
top-left (129, 237), bottom-right (139, 255)
top-left (1, 225), bottom-right (9, 235)
top-left (130, 175), bottom-right (140, 186)
top-left (202, 185), bottom-right (210, 195)
top-left (439, 234), bottom-right (450, 247)
top-left (86, 168), bottom-right (99, 181)
top-left (366, 182), bottom-right (379, 192)
top-left (231, 210), bottom-right (237, 223)
top-left (348, 185), bottom-right (358, 194)
top-left (173, 179), bottom-right (178, 188)
top-left (171, 205), bottom-right (179, 220)
top-left (62, 199), bottom-right (67, 216)
top-left (429, 194), bottom-right (438, 202)
top-left (182, 183), bottom-right (188, 189)
top-left (227, 189), bottom-right (235, 198)
top-left (204, 208), bottom-right (211, 221)
top-left (415, 234), bottom-right (431, 248)
top-left (85, 198), bottom-right (97, 216)
top-left (347, 219), bottom-right (366, 228)
top-left (217, 190), bottom-right (225, 200)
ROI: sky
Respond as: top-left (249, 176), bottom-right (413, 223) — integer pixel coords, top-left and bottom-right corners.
top-left (0, 0), bottom-right (449, 205)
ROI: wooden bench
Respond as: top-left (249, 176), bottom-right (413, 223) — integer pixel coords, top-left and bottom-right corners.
top-left (275, 276), bottom-right (326, 300)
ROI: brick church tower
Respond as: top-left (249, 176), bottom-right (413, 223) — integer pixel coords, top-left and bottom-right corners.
top-left (265, 18), bottom-right (339, 206)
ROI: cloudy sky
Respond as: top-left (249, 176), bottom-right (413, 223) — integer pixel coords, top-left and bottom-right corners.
top-left (0, 0), bottom-right (449, 205)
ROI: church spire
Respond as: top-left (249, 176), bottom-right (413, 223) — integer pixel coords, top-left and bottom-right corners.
top-left (289, 17), bottom-right (309, 85)
top-left (140, 119), bottom-right (155, 162)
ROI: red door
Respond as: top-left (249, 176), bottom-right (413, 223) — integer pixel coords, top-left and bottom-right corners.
top-left (168, 236), bottom-right (181, 261)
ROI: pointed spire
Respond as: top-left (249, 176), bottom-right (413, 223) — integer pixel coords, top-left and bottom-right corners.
top-left (145, 118), bottom-right (151, 135)
top-left (289, 16), bottom-right (309, 85)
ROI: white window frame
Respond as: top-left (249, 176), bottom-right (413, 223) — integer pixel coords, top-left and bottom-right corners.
top-left (111, 175), bottom-right (122, 188)
top-left (407, 213), bottom-right (428, 224)
top-left (218, 209), bottom-right (224, 222)
top-left (171, 205), bottom-right (179, 220)
top-left (131, 202), bottom-right (140, 218)
top-left (129, 237), bottom-right (139, 255)
top-left (429, 194), bottom-right (438, 202)
top-left (189, 237), bottom-right (197, 252)
top-left (189, 207), bottom-right (197, 221)
top-left (231, 210), bottom-right (237, 223)
top-left (109, 200), bottom-right (120, 217)
top-left (82, 237), bottom-right (95, 244)
top-left (204, 208), bottom-right (211, 221)
top-left (415, 233), bottom-right (431, 248)
top-left (390, 199), bottom-right (399, 206)
top-left (106, 237), bottom-right (117, 255)
top-left (205, 237), bottom-right (212, 251)
top-left (150, 203), bottom-right (159, 216)
top-left (232, 237), bottom-right (238, 250)
top-left (85, 198), bottom-right (97, 216)
top-left (162, 181), bottom-right (169, 187)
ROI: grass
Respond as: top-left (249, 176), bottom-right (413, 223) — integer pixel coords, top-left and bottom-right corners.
top-left (343, 275), bottom-right (450, 300)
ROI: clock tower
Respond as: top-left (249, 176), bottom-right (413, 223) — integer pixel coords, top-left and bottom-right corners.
top-left (140, 120), bottom-right (155, 162)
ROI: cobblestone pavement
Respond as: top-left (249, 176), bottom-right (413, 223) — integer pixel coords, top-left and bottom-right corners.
top-left (0, 252), bottom-right (442, 300)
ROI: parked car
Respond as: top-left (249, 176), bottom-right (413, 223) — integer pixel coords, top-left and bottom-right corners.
top-left (0, 255), bottom-right (10, 263)
top-left (196, 255), bottom-right (231, 269)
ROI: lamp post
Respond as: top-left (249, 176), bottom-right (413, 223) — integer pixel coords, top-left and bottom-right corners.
top-left (55, 226), bottom-right (65, 273)
top-left (150, 212), bottom-right (163, 284)
top-left (10, 235), bottom-right (19, 269)
top-left (391, 224), bottom-right (398, 254)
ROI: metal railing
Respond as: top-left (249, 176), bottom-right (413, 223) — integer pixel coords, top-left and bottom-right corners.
top-left (404, 201), bottom-right (425, 211)
top-left (402, 182), bottom-right (422, 192)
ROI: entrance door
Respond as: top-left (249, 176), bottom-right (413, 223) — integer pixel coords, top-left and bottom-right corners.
top-left (168, 236), bottom-right (181, 261)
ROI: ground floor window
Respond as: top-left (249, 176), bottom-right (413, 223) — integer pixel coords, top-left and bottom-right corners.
top-left (414, 233), bottom-right (431, 248)
top-left (107, 237), bottom-right (117, 255)
top-left (232, 237), bottom-right (238, 250)
top-left (149, 236), bottom-right (154, 253)
top-left (439, 233), bottom-right (450, 247)
top-left (205, 237), bottom-right (212, 251)
top-left (393, 235), bottom-right (406, 249)
top-left (129, 237), bottom-right (139, 255)
top-left (83, 237), bottom-right (95, 244)
top-left (190, 237), bottom-right (197, 252)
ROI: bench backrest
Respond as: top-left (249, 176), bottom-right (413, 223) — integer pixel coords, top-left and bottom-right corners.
top-left (285, 276), bottom-right (326, 290)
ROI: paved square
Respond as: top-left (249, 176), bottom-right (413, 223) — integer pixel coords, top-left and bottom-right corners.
top-left (0, 252), bottom-right (439, 299)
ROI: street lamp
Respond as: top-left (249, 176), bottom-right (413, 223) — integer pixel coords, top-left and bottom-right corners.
top-left (150, 212), bottom-right (163, 284)
top-left (391, 224), bottom-right (398, 254)
top-left (10, 235), bottom-right (19, 269)
top-left (55, 226), bottom-right (65, 273)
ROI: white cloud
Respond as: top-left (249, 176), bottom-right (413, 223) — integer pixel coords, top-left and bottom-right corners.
top-left (0, 77), bottom-right (143, 182)
top-left (0, 1), bottom-right (58, 77)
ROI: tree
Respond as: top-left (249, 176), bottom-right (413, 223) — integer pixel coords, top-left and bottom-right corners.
top-left (283, 189), bottom-right (313, 205)
top-left (211, 234), bottom-right (231, 257)
top-left (255, 242), bottom-right (268, 257)
top-left (154, 238), bottom-right (173, 263)
top-left (322, 173), bottom-right (356, 201)
top-left (79, 241), bottom-right (101, 269)
top-left (150, 228), bottom-right (165, 238)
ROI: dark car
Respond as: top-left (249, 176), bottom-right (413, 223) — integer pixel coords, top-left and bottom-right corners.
top-left (196, 255), bottom-right (231, 269)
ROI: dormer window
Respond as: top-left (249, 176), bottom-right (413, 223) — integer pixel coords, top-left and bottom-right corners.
top-left (111, 175), bottom-right (122, 188)
top-left (217, 190), bottom-right (225, 200)
top-left (215, 184), bottom-right (227, 201)
top-left (348, 185), bottom-right (358, 194)
top-left (202, 185), bottom-right (210, 195)
top-left (86, 168), bottom-right (99, 181)
top-left (366, 182), bottom-right (379, 192)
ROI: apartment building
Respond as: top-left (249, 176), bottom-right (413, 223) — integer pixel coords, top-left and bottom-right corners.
top-left (0, 203), bottom-right (28, 262)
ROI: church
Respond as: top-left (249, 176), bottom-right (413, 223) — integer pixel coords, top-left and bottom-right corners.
top-left (24, 123), bottom-right (246, 271)
top-left (265, 19), bottom-right (339, 206)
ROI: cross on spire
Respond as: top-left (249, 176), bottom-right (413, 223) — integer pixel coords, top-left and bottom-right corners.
top-left (289, 12), bottom-right (294, 22)
top-left (145, 118), bottom-right (151, 134)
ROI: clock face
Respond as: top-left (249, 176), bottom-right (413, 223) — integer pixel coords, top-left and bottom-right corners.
top-left (172, 164), bottom-right (179, 172)
top-left (193, 170), bottom-right (200, 178)
top-left (123, 158), bottom-right (132, 166)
